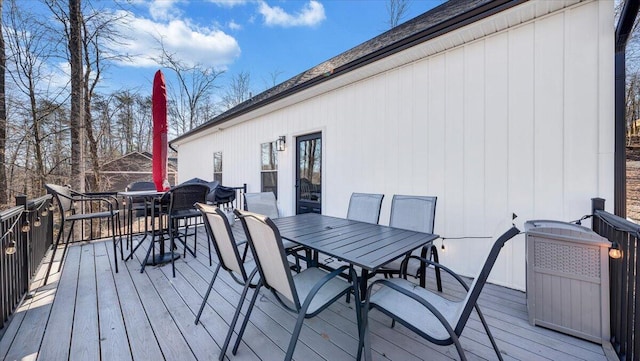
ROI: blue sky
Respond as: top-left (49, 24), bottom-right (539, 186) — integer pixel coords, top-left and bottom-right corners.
top-left (92, 0), bottom-right (444, 95)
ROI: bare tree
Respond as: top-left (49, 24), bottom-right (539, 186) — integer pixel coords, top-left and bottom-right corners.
top-left (44, 0), bottom-right (130, 191)
top-left (156, 39), bottom-right (224, 134)
top-left (622, 1), bottom-right (640, 143)
top-left (68, 0), bottom-right (85, 191)
top-left (0, 0), bottom-right (8, 204)
top-left (263, 69), bottom-right (283, 90)
top-left (5, 0), bottom-right (67, 194)
top-left (81, 6), bottom-right (128, 190)
top-left (386, 0), bottom-right (411, 29)
top-left (220, 71), bottom-right (252, 111)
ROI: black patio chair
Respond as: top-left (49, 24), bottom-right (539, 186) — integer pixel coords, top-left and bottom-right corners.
top-left (193, 203), bottom-right (260, 361)
top-left (244, 191), bottom-right (303, 271)
top-left (346, 192), bottom-right (384, 224)
top-left (359, 226), bottom-right (521, 361)
top-left (380, 195), bottom-right (442, 291)
top-left (162, 183), bottom-right (210, 277)
top-left (230, 209), bottom-right (361, 361)
top-left (44, 184), bottom-right (122, 284)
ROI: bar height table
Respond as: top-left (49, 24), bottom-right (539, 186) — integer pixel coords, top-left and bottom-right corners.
top-left (118, 190), bottom-right (180, 272)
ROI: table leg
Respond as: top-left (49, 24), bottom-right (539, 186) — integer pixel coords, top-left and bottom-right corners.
top-left (359, 269), bottom-right (369, 302)
top-left (139, 197), bottom-right (180, 271)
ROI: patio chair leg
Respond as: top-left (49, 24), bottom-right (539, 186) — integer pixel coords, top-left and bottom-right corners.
top-left (193, 223), bottom-right (198, 256)
top-left (171, 221), bottom-right (176, 278)
top-left (118, 216), bottom-right (124, 260)
top-left (451, 332), bottom-right (467, 361)
top-left (432, 245), bottom-right (442, 292)
top-left (285, 310), bottom-right (308, 361)
top-left (111, 216), bottom-right (120, 273)
top-left (221, 282), bottom-right (260, 360)
top-left (231, 284), bottom-right (262, 355)
top-left (475, 304), bottom-right (504, 361)
top-left (207, 230), bottom-right (212, 266)
top-left (110, 216), bottom-right (122, 261)
top-left (195, 263), bottom-right (221, 325)
top-left (183, 222), bottom-right (187, 258)
top-left (126, 205), bottom-right (132, 251)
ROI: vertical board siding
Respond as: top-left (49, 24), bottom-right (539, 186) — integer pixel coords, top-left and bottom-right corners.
top-left (444, 47), bottom-right (465, 243)
top-left (427, 55), bottom-right (447, 224)
top-left (463, 40), bottom-right (487, 239)
top-left (597, 0), bottom-right (615, 199)
top-left (176, 1), bottom-right (613, 290)
top-left (483, 31), bottom-right (511, 284)
top-left (564, 3), bottom-right (600, 217)
top-left (534, 12), bottom-right (565, 222)
top-left (411, 60), bottom-right (430, 195)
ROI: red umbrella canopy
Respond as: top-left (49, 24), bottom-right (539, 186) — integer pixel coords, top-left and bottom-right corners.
top-left (152, 70), bottom-right (170, 191)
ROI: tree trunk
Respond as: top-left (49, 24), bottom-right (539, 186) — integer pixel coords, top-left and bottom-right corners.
top-left (69, 0), bottom-right (84, 191)
top-left (82, 17), bottom-right (101, 191)
top-left (29, 85), bottom-right (45, 193)
top-left (0, 0), bottom-right (8, 203)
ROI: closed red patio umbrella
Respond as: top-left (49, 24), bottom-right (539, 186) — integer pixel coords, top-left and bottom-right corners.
top-left (152, 70), bottom-right (170, 191)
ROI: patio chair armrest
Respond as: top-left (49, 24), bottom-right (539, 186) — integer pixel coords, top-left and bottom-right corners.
top-left (404, 255), bottom-right (469, 291)
top-left (70, 196), bottom-right (118, 213)
top-left (419, 238), bottom-right (439, 258)
top-left (365, 279), bottom-right (457, 335)
top-left (69, 189), bottom-right (120, 207)
top-left (301, 265), bottom-right (350, 310)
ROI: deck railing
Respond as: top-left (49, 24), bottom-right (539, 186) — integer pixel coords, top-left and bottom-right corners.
top-left (0, 195), bottom-right (53, 334)
top-left (221, 183), bottom-right (247, 211)
top-left (592, 198), bottom-right (639, 360)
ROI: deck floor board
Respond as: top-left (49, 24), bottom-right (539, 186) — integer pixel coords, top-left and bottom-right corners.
top-left (1, 225), bottom-right (609, 361)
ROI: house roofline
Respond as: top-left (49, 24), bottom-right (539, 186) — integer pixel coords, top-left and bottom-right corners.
top-left (170, 0), bottom-right (524, 145)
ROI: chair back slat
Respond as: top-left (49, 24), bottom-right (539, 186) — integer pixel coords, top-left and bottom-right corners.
top-left (45, 184), bottom-right (74, 213)
top-left (389, 195), bottom-right (437, 233)
top-left (454, 226), bottom-right (520, 334)
top-left (197, 203), bottom-right (246, 278)
top-left (347, 193), bottom-right (384, 224)
top-left (244, 192), bottom-right (279, 218)
top-left (236, 209), bottom-right (298, 306)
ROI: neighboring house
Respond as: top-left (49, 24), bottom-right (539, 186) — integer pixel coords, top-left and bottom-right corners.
top-left (94, 151), bottom-right (178, 191)
top-left (170, 0), bottom-right (615, 291)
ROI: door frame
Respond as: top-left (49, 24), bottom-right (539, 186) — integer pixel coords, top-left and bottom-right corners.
top-left (295, 131), bottom-right (323, 214)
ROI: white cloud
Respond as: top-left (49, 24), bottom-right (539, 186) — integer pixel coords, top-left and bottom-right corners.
top-left (259, 0), bottom-right (325, 27)
top-left (208, 0), bottom-right (250, 8)
top-left (228, 20), bottom-right (242, 30)
top-left (114, 10), bottom-right (241, 70)
top-left (148, 0), bottom-right (184, 21)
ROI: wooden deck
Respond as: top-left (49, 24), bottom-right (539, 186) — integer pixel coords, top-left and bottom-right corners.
top-left (0, 224), bottom-right (611, 361)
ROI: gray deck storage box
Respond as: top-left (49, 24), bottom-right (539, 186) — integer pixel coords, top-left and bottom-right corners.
top-left (525, 220), bottom-right (611, 344)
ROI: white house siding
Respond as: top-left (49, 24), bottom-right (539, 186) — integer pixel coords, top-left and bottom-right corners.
top-left (175, 0), bottom-right (614, 290)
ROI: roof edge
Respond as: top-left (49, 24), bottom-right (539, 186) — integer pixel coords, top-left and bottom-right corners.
top-left (171, 0), bottom-right (524, 145)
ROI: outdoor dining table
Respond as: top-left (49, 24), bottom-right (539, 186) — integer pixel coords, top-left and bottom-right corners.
top-left (118, 190), bottom-right (178, 272)
top-left (272, 213), bottom-right (439, 299)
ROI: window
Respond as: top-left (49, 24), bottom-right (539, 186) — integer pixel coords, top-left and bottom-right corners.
top-left (261, 142), bottom-right (277, 197)
top-left (213, 152), bottom-right (222, 183)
